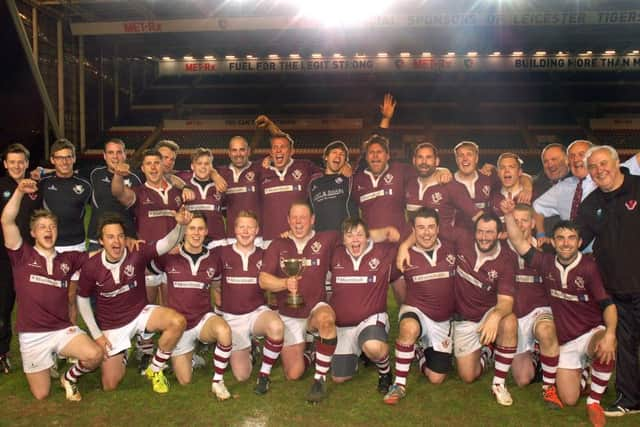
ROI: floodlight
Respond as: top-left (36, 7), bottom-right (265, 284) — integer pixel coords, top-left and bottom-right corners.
top-left (204, 55), bottom-right (215, 60)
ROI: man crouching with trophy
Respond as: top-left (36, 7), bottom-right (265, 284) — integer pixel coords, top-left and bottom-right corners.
top-left (259, 201), bottom-right (339, 403)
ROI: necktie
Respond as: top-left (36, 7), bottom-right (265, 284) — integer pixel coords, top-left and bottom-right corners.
top-left (570, 177), bottom-right (585, 220)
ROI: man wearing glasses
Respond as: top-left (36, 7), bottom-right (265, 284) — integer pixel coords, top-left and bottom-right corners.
top-left (40, 139), bottom-right (92, 324)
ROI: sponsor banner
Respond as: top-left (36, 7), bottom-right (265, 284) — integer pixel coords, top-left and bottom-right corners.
top-left (590, 118), bottom-right (640, 130)
top-left (70, 11), bottom-right (640, 35)
top-left (158, 55), bottom-right (640, 75)
top-left (163, 118), bottom-right (363, 130)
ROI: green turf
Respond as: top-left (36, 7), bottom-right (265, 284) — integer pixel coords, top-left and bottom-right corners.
top-left (0, 290), bottom-right (635, 427)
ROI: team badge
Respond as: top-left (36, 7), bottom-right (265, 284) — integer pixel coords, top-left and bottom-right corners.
top-left (488, 270), bottom-right (498, 281)
top-left (292, 169), bottom-right (303, 181)
top-left (60, 263), bottom-right (70, 275)
top-left (28, 193), bottom-right (38, 200)
top-left (174, 196), bottom-right (182, 205)
top-left (335, 177), bottom-right (343, 184)
top-left (2, 190), bottom-right (11, 199)
top-left (256, 260), bottom-right (263, 270)
top-left (384, 174), bottom-right (394, 184)
top-left (431, 192), bottom-right (443, 205)
top-left (311, 241), bottom-right (322, 254)
top-left (101, 176), bottom-right (111, 184)
top-left (206, 267), bottom-right (216, 279)
top-left (124, 179), bottom-right (132, 187)
top-left (368, 257), bottom-right (380, 270)
top-left (124, 264), bottom-right (135, 278)
top-left (482, 185), bottom-right (491, 197)
top-left (245, 171), bottom-right (255, 182)
top-left (72, 184), bottom-right (85, 195)
top-left (446, 254), bottom-right (456, 265)
top-left (625, 200), bottom-right (637, 211)
top-left (574, 276), bottom-right (585, 290)
top-left (214, 193), bottom-right (222, 201)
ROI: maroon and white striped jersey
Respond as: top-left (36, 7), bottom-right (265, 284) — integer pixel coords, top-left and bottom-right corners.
top-left (152, 247), bottom-right (220, 329)
top-left (329, 242), bottom-right (399, 327)
top-left (405, 179), bottom-right (479, 241)
top-left (215, 244), bottom-right (265, 315)
top-left (131, 182), bottom-right (182, 242)
top-left (8, 243), bottom-right (87, 333)
top-left (259, 159), bottom-right (321, 240)
top-left (181, 173), bottom-right (226, 240)
top-left (454, 236), bottom-right (516, 322)
top-left (218, 162), bottom-right (261, 237)
top-left (261, 231), bottom-right (338, 318)
top-left (454, 170), bottom-right (501, 230)
top-left (506, 241), bottom-right (548, 319)
top-left (77, 243), bottom-right (157, 330)
top-left (353, 163), bottom-right (409, 234)
top-left (527, 251), bottom-right (608, 344)
top-left (403, 240), bottom-right (457, 322)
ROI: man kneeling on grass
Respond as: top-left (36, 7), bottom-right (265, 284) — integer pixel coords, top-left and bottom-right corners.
top-left (504, 198), bottom-right (617, 427)
top-left (329, 217), bottom-right (399, 395)
top-left (384, 208), bottom-right (455, 405)
top-left (76, 208), bottom-right (190, 394)
top-left (150, 212), bottom-right (233, 400)
top-left (1, 179), bottom-right (103, 401)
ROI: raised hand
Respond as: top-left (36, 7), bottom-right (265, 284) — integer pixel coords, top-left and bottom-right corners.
top-left (114, 162), bottom-right (131, 177)
top-left (17, 179), bottom-right (38, 194)
top-left (175, 205), bottom-right (193, 225)
top-left (379, 93), bottom-right (397, 119)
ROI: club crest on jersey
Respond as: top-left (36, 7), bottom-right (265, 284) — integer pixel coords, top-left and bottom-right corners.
top-left (72, 184), bottom-right (85, 195)
top-left (431, 192), bottom-right (443, 205)
top-left (292, 169), bottom-right (303, 181)
top-left (368, 257), bottom-right (380, 270)
top-left (174, 196), bottom-right (182, 205)
top-left (124, 264), bottom-right (135, 278)
top-left (446, 254), bottom-right (456, 265)
top-left (2, 190), bottom-right (10, 199)
top-left (256, 260), bottom-right (263, 270)
top-left (488, 270), bottom-right (498, 281)
top-left (245, 171), bottom-right (255, 182)
top-left (384, 174), bottom-right (394, 184)
top-left (482, 185), bottom-right (491, 197)
top-left (206, 267), bottom-right (216, 279)
top-left (335, 176), bottom-right (343, 184)
top-left (60, 263), bottom-right (70, 275)
top-left (625, 200), bottom-right (637, 211)
top-left (574, 276), bottom-right (585, 290)
top-left (311, 241), bottom-right (322, 254)
top-left (213, 193), bottom-right (222, 201)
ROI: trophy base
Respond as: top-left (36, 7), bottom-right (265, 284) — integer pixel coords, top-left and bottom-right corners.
top-left (286, 294), bottom-right (305, 308)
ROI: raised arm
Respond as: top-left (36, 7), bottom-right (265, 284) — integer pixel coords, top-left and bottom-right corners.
top-left (501, 199), bottom-right (533, 256)
top-left (1, 179), bottom-right (37, 250)
top-left (111, 163), bottom-right (135, 207)
top-left (379, 93), bottom-right (396, 129)
top-left (155, 206), bottom-right (191, 256)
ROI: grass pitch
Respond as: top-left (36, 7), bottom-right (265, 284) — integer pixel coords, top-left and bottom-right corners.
top-left (0, 292), bottom-right (635, 427)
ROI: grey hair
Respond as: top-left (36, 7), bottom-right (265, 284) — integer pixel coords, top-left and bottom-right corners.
top-left (567, 139), bottom-right (593, 154)
top-left (585, 145), bottom-right (619, 163)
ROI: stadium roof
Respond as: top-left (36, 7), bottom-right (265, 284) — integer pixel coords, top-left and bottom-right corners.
top-left (32, 0), bottom-right (640, 59)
